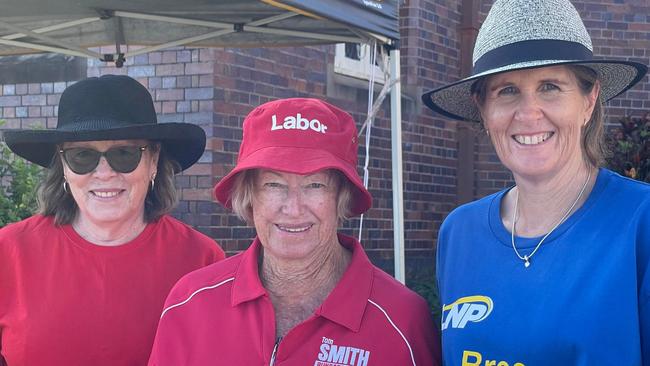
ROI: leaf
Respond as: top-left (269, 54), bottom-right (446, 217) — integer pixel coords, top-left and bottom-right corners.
top-left (0, 120), bottom-right (43, 226)
top-left (606, 113), bottom-right (650, 184)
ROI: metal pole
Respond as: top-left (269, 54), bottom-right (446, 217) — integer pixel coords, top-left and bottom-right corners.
top-left (389, 48), bottom-right (405, 284)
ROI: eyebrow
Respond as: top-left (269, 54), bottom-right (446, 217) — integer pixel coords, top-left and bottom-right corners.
top-left (259, 170), bottom-right (331, 181)
top-left (259, 170), bottom-right (283, 178)
top-left (487, 81), bottom-right (513, 91)
top-left (539, 78), bottom-right (571, 85)
top-left (488, 77), bottom-right (571, 91)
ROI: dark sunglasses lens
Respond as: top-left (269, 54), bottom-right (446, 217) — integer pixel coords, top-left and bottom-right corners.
top-left (62, 146), bottom-right (144, 174)
top-left (105, 146), bottom-right (143, 173)
top-left (63, 148), bottom-right (101, 174)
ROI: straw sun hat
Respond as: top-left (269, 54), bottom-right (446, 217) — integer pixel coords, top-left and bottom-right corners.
top-left (421, 0), bottom-right (648, 122)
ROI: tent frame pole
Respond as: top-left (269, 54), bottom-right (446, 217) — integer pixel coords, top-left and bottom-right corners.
top-left (389, 47), bottom-right (405, 284)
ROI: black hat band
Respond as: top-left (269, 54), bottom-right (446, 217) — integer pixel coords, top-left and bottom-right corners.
top-left (473, 39), bottom-right (594, 75)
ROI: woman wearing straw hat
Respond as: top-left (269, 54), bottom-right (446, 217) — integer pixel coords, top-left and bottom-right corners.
top-left (422, 0), bottom-right (649, 364)
top-left (148, 98), bottom-right (441, 365)
top-left (0, 75), bottom-right (224, 365)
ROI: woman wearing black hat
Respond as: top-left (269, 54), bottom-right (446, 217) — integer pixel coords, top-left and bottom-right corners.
top-left (0, 75), bottom-right (224, 366)
top-left (422, 0), bottom-right (649, 365)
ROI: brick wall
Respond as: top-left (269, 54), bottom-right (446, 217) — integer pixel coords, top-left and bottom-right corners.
top-left (400, 0), bottom-right (464, 247)
top-left (0, 81), bottom-right (63, 130)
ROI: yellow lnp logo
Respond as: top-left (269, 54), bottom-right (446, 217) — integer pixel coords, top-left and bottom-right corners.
top-left (442, 295), bottom-right (493, 330)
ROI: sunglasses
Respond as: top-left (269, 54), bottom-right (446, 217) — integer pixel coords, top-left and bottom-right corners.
top-left (59, 145), bottom-right (149, 174)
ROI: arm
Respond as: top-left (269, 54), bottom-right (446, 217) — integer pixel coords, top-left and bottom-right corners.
top-left (410, 298), bottom-right (442, 366)
top-left (636, 198), bottom-right (650, 365)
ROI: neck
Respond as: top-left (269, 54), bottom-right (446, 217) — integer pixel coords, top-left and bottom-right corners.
top-left (72, 213), bottom-right (148, 246)
top-left (261, 239), bottom-right (351, 302)
top-left (503, 165), bottom-right (597, 237)
top-left (260, 237), bottom-right (352, 337)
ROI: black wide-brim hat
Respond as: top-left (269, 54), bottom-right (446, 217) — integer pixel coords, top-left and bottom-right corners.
top-left (421, 0), bottom-right (648, 122)
top-left (2, 74), bottom-right (206, 171)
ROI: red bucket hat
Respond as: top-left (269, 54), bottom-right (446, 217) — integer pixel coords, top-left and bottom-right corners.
top-left (213, 98), bottom-right (372, 216)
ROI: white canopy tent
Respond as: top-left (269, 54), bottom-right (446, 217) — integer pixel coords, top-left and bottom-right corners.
top-left (0, 0), bottom-right (407, 282)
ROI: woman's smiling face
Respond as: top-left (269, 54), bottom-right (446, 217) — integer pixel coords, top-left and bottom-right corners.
top-left (477, 65), bottom-right (599, 181)
top-left (251, 169), bottom-right (340, 262)
top-left (62, 139), bottom-right (158, 227)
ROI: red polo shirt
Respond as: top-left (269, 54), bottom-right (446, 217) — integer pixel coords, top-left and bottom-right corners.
top-left (149, 234), bottom-right (440, 366)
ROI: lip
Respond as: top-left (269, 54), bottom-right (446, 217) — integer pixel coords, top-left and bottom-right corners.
top-left (512, 131), bottom-right (554, 146)
top-left (275, 223), bottom-right (313, 233)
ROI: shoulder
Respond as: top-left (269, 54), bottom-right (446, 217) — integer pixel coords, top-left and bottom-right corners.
top-left (595, 169), bottom-right (650, 214)
top-left (366, 266), bottom-right (438, 361)
top-left (369, 266), bottom-right (431, 316)
top-left (154, 215), bottom-right (211, 240)
top-left (600, 168), bottom-right (650, 195)
top-left (445, 190), bottom-right (503, 221)
top-left (154, 215), bottom-right (225, 258)
top-left (440, 189), bottom-right (504, 235)
top-left (0, 215), bottom-right (56, 243)
top-left (162, 251), bottom-right (243, 310)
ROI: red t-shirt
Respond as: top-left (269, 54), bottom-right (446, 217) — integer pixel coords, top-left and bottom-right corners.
top-left (0, 214), bottom-right (224, 366)
top-left (149, 234), bottom-right (441, 366)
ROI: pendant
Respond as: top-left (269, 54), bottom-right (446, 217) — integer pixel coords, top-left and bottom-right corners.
top-left (524, 255), bottom-right (530, 268)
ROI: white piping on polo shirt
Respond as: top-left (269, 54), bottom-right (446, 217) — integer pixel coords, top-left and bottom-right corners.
top-left (367, 299), bottom-right (417, 366)
top-left (159, 278), bottom-right (418, 365)
top-left (160, 277), bottom-right (235, 319)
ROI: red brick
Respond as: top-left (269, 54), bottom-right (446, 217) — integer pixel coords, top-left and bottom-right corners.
top-left (180, 188), bottom-right (212, 201)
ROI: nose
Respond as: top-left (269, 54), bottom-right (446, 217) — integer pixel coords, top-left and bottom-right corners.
top-left (281, 187), bottom-right (305, 216)
top-left (92, 156), bottom-right (118, 177)
top-left (514, 92), bottom-right (544, 122)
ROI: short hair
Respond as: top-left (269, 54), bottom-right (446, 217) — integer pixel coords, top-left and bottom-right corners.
top-left (230, 169), bottom-right (354, 225)
top-left (37, 142), bottom-right (180, 225)
top-left (471, 65), bottom-right (604, 167)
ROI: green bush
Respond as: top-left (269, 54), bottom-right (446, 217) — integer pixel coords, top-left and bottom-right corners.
top-left (406, 263), bottom-right (441, 325)
top-left (606, 113), bottom-right (650, 183)
top-left (0, 126), bottom-right (43, 227)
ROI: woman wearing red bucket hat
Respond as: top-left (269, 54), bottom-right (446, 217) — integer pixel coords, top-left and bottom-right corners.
top-left (0, 75), bottom-right (224, 366)
top-left (149, 98), bottom-right (441, 365)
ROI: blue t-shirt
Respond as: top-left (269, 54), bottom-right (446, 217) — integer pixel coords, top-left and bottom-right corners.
top-left (437, 169), bottom-right (650, 366)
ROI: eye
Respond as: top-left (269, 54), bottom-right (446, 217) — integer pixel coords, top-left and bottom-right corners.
top-left (540, 82), bottom-right (560, 92)
top-left (497, 85), bottom-right (518, 96)
top-left (67, 148), bottom-right (96, 162)
top-left (113, 146), bottom-right (136, 156)
top-left (263, 182), bottom-right (284, 189)
top-left (306, 182), bottom-right (326, 189)
top-left (74, 149), bottom-right (94, 159)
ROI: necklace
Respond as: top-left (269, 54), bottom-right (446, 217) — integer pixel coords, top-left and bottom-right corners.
top-left (511, 170), bottom-right (592, 268)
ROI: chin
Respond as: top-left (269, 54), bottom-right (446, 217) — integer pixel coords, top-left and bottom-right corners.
top-left (86, 211), bottom-right (131, 224)
top-left (267, 243), bottom-right (314, 261)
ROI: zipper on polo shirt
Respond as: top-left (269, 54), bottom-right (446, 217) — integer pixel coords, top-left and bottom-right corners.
top-left (269, 337), bottom-right (282, 366)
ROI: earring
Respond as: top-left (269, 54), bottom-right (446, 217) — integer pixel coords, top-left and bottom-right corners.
top-left (486, 129), bottom-right (491, 137)
top-left (62, 179), bottom-right (69, 193)
top-left (150, 173), bottom-right (157, 191)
